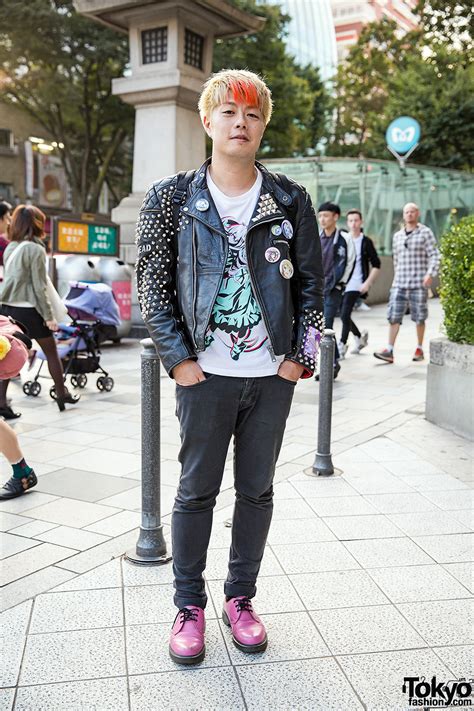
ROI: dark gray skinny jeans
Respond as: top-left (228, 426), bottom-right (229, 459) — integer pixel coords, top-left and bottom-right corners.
top-left (172, 373), bottom-right (295, 610)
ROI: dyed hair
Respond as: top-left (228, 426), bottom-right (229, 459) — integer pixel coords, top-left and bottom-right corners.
top-left (198, 69), bottom-right (273, 125)
top-left (9, 204), bottom-right (46, 243)
top-left (346, 209), bottom-right (363, 219)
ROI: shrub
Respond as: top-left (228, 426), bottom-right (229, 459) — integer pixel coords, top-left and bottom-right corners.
top-left (439, 215), bottom-right (474, 344)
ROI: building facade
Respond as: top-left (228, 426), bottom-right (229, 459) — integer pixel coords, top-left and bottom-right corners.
top-left (330, 0), bottom-right (418, 60)
top-left (0, 103), bottom-right (71, 215)
top-left (258, 0), bottom-right (338, 81)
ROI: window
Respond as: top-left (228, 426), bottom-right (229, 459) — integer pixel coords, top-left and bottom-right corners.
top-left (0, 129), bottom-right (13, 150)
top-left (0, 183), bottom-right (13, 201)
top-left (184, 29), bottom-right (204, 70)
top-left (141, 26), bottom-right (167, 64)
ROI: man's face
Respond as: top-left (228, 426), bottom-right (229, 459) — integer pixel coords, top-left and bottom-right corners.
top-left (347, 213), bottom-right (362, 233)
top-left (0, 211), bottom-right (11, 235)
top-left (403, 204), bottom-right (419, 225)
top-left (318, 210), bottom-right (339, 232)
top-left (203, 94), bottom-right (265, 160)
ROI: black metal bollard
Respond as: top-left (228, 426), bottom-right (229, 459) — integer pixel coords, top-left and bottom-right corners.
top-left (312, 329), bottom-right (336, 476)
top-left (125, 339), bottom-right (172, 565)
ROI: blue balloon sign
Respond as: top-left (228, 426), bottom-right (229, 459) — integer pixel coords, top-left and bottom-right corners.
top-left (386, 116), bottom-right (421, 154)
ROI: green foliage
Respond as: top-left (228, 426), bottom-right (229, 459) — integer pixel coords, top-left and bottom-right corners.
top-left (0, 0), bottom-right (133, 212)
top-left (416, 0), bottom-right (473, 56)
top-left (439, 215), bottom-right (474, 344)
top-left (212, 1), bottom-right (330, 158)
top-left (330, 8), bottom-right (474, 170)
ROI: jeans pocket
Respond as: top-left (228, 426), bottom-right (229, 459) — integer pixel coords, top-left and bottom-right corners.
top-left (275, 374), bottom-right (297, 386)
top-left (176, 374), bottom-right (215, 389)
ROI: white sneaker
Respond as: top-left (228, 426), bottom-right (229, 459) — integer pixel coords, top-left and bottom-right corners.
top-left (357, 302), bottom-right (371, 311)
top-left (351, 330), bottom-right (369, 354)
top-left (338, 341), bottom-right (348, 359)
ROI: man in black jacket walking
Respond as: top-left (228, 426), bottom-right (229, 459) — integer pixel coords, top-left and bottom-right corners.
top-left (136, 69), bottom-right (324, 665)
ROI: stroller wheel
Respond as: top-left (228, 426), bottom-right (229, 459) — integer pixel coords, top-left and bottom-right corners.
top-left (29, 381), bottom-right (42, 397)
top-left (71, 375), bottom-right (78, 388)
top-left (49, 386), bottom-right (58, 401)
top-left (103, 376), bottom-right (114, 392)
top-left (96, 377), bottom-right (105, 391)
top-left (76, 374), bottom-right (88, 389)
top-left (23, 381), bottom-right (32, 396)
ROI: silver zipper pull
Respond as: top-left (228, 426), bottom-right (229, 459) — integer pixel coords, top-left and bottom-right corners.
top-left (267, 343), bottom-right (276, 362)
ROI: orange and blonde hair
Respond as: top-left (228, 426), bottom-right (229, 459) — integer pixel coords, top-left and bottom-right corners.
top-left (198, 69), bottom-right (273, 126)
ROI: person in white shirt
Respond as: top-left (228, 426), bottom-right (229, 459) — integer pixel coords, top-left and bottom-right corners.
top-left (136, 69), bottom-right (324, 665)
top-left (338, 209), bottom-right (381, 357)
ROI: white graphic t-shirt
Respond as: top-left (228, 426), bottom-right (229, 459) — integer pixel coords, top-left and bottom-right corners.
top-left (345, 234), bottom-right (364, 292)
top-left (197, 169), bottom-right (284, 377)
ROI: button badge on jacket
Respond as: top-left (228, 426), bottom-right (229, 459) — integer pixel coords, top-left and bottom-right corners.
top-left (271, 224), bottom-right (282, 236)
top-left (279, 259), bottom-right (294, 279)
top-left (281, 220), bottom-right (293, 239)
top-left (196, 199), bottom-right (209, 212)
top-left (265, 247), bottom-right (281, 263)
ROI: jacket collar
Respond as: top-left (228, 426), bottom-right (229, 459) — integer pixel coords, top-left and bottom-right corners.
top-left (182, 158), bottom-right (293, 233)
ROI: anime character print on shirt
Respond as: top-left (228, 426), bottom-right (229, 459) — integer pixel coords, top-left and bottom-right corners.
top-left (205, 216), bottom-right (266, 361)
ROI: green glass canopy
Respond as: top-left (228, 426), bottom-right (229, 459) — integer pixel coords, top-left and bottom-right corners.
top-left (263, 157), bottom-right (474, 254)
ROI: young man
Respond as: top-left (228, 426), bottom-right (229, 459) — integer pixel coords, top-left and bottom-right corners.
top-left (136, 70), bottom-right (324, 664)
top-left (338, 209), bottom-right (380, 357)
top-left (317, 202), bottom-right (355, 378)
top-left (374, 202), bottom-right (440, 363)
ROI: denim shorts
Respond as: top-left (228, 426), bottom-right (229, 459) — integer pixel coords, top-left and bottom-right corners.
top-left (387, 287), bottom-right (428, 324)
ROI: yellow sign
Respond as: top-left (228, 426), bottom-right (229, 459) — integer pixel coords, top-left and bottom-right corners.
top-left (57, 221), bottom-right (88, 253)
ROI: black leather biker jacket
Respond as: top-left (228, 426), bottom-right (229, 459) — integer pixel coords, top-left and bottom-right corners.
top-left (135, 159), bottom-right (325, 378)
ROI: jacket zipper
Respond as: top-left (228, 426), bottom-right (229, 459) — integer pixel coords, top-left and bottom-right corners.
top-left (245, 217), bottom-right (282, 354)
top-left (191, 221), bottom-right (198, 350)
top-left (186, 214), bottom-right (229, 352)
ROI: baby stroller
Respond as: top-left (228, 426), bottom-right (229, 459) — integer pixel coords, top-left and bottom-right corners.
top-left (23, 281), bottom-right (121, 400)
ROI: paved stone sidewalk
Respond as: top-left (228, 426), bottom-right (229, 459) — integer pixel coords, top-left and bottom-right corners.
top-left (0, 300), bottom-right (472, 710)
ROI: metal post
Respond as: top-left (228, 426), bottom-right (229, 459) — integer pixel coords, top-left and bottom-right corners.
top-left (313, 329), bottom-right (335, 476)
top-left (125, 338), bottom-right (171, 565)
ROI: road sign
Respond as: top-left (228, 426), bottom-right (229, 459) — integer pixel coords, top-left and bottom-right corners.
top-left (53, 216), bottom-right (120, 256)
top-left (386, 116), bottom-right (421, 167)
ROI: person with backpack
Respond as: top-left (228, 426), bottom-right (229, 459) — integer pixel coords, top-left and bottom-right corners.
top-left (136, 69), bottom-right (324, 664)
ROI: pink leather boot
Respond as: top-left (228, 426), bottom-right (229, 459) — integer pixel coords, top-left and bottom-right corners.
top-left (222, 596), bottom-right (267, 653)
top-left (169, 606), bottom-right (205, 664)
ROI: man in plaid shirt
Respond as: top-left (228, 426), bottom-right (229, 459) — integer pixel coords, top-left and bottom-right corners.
top-left (374, 203), bottom-right (440, 363)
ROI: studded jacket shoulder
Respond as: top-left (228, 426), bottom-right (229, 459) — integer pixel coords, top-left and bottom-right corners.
top-left (136, 160), bottom-right (325, 378)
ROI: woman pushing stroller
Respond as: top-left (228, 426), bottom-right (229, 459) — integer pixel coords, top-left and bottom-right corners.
top-left (0, 205), bottom-right (80, 414)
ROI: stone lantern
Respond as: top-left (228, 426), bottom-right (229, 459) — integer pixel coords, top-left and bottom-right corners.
top-left (74, 0), bottom-right (264, 262)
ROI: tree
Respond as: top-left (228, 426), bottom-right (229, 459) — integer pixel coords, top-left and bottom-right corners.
top-left (329, 13), bottom-right (474, 170)
top-left (416, 0), bottom-right (473, 56)
top-left (0, 0), bottom-right (134, 213)
top-left (213, 1), bottom-right (330, 157)
top-left (329, 19), bottom-right (408, 158)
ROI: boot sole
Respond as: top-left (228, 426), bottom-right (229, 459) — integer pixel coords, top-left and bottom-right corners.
top-left (169, 646), bottom-right (205, 665)
top-left (222, 609), bottom-right (268, 653)
top-left (373, 354), bottom-right (394, 363)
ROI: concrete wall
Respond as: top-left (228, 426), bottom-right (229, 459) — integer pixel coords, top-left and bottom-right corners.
top-left (426, 338), bottom-right (474, 440)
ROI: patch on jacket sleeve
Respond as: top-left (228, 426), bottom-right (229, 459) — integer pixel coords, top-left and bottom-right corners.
top-left (295, 309), bottom-right (325, 370)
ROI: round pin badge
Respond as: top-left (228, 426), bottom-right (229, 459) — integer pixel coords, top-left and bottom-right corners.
top-left (271, 224), bottom-right (282, 236)
top-left (265, 247), bottom-right (281, 263)
top-left (279, 259), bottom-right (294, 279)
top-left (196, 199), bottom-right (209, 212)
top-left (281, 220), bottom-right (293, 239)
